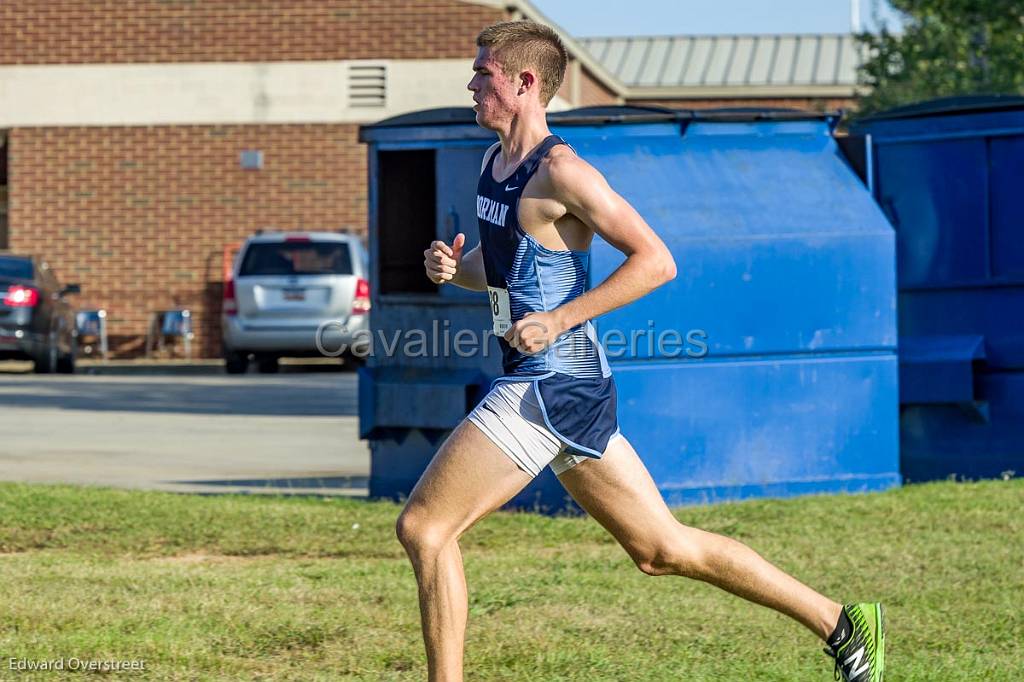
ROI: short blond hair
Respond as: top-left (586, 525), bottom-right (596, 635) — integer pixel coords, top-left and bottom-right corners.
top-left (476, 20), bottom-right (567, 105)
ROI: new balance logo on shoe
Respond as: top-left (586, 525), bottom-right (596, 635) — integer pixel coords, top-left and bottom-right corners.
top-left (844, 646), bottom-right (870, 678)
top-left (824, 603), bottom-right (884, 682)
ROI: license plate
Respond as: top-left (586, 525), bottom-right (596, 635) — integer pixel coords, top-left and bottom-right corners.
top-left (282, 288), bottom-right (306, 301)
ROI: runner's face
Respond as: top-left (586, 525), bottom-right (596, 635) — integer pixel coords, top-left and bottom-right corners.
top-left (468, 47), bottom-right (518, 129)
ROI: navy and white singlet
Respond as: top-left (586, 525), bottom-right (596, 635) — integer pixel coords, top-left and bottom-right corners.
top-left (475, 135), bottom-right (619, 459)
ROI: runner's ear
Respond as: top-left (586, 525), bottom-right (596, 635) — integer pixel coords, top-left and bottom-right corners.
top-left (518, 71), bottom-right (535, 95)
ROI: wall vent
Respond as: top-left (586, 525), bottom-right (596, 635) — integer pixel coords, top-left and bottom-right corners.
top-left (349, 64), bottom-right (387, 108)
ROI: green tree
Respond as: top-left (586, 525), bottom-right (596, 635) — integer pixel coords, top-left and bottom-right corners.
top-left (856, 0), bottom-right (1024, 114)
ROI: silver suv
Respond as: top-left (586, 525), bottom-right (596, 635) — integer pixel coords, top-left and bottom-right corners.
top-left (221, 232), bottom-right (369, 373)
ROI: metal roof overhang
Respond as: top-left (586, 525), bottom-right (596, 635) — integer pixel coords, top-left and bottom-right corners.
top-left (625, 84), bottom-right (859, 100)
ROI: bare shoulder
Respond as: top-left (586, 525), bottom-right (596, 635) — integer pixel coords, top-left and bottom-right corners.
top-left (540, 146), bottom-right (610, 210)
top-left (537, 145), bottom-right (611, 206)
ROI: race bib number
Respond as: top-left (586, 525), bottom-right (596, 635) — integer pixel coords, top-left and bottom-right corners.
top-left (487, 286), bottom-right (512, 337)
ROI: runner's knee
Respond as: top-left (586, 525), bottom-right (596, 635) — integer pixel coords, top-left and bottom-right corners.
top-left (395, 508), bottom-right (451, 558)
top-left (628, 527), bottom-right (707, 578)
top-left (631, 546), bottom-right (693, 577)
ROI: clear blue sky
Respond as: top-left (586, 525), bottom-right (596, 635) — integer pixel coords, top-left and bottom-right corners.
top-left (530, 0), bottom-right (903, 37)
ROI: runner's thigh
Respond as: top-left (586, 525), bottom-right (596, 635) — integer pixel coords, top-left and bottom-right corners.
top-left (556, 435), bottom-right (682, 550)
top-left (402, 419), bottom-right (535, 539)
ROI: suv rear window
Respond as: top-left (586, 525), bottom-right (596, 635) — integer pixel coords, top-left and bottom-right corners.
top-left (238, 242), bottom-right (353, 277)
top-left (0, 256), bottom-right (33, 280)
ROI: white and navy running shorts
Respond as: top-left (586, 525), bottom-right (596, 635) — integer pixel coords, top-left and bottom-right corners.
top-left (466, 380), bottom-right (622, 477)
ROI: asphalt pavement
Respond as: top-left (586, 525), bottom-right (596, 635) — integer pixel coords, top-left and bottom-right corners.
top-left (0, 366), bottom-right (370, 497)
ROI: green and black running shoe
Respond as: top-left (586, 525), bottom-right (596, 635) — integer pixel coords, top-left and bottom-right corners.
top-left (823, 603), bottom-right (885, 682)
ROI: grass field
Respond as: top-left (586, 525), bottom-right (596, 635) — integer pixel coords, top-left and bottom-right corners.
top-left (1, 479), bottom-right (1021, 681)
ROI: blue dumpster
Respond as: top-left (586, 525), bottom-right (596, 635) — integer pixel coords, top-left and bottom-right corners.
top-left (852, 95), bottom-right (1024, 483)
top-left (359, 106), bottom-right (901, 510)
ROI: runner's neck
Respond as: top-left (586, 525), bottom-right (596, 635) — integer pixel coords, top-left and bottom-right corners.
top-left (494, 114), bottom-right (552, 172)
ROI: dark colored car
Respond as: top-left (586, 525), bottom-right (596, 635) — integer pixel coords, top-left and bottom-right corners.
top-left (0, 254), bottom-right (80, 373)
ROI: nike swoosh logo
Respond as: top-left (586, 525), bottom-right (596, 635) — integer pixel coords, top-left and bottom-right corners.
top-left (504, 184), bottom-right (519, 191)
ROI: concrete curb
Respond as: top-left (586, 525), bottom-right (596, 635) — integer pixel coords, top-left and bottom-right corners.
top-left (78, 361), bottom-right (227, 376)
top-left (2, 359), bottom-right (354, 376)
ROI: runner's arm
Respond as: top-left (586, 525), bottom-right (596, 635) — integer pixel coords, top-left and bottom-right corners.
top-left (450, 244), bottom-right (487, 292)
top-left (425, 238), bottom-right (487, 292)
top-left (545, 155), bottom-right (676, 332)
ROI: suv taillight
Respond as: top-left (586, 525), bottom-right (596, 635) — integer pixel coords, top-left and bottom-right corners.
top-left (3, 285), bottom-right (39, 307)
top-left (223, 279), bottom-right (237, 316)
top-left (352, 278), bottom-right (371, 314)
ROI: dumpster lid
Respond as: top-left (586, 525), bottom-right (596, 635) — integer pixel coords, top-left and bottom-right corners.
top-left (364, 105), bottom-right (835, 130)
top-left (548, 105), bottom-right (834, 125)
top-left (367, 107), bottom-right (480, 129)
top-left (899, 334), bottom-right (986, 363)
top-left (898, 334), bottom-right (986, 405)
top-left (547, 104), bottom-right (683, 124)
top-left (859, 94), bottom-right (1024, 122)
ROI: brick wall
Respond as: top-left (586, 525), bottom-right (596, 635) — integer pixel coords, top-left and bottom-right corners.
top-left (1, 138), bottom-right (7, 248)
top-left (556, 60), bottom-right (621, 108)
top-left (0, 0), bottom-right (506, 64)
top-left (578, 66), bottom-right (620, 107)
top-left (555, 60), bottom-right (576, 106)
top-left (628, 96), bottom-right (857, 112)
top-left (8, 124), bottom-right (366, 358)
top-left (2, 0), bottom-right (516, 358)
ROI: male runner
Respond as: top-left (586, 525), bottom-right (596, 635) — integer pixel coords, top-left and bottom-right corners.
top-left (399, 20), bottom-right (885, 682)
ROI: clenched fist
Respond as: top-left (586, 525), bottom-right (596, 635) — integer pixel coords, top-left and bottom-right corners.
top-left (424, 233), bottom-right (466, 285)
top-left (503, 310), bottom-right (566, 355)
